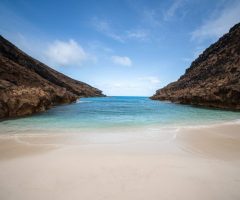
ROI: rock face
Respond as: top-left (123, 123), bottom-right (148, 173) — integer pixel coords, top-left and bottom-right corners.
top-left (0, 36), bottom-right (104, 119)
top-left (151, 23), bottom-right (240, 110)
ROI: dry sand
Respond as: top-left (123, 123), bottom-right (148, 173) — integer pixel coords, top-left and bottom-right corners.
top-left (0, 123), bottom-right (240, 200)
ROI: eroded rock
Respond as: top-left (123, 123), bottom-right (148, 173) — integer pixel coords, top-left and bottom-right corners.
top-left (151, 23), bottom-right (240, 110)
top-left (0, 36), bottom-right (105, 119)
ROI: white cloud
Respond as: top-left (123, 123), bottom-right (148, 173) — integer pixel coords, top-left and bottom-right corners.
top-left (88, 41), bottom-right (114, 53)
top-left (164, 0), bottom-right (185, 21)
top-left (126, 29), bottom-right (149, 41)
top-left (181, 57), bottom-right (192, 62)
top-left (191, 1), bottom-right (240, 41)
top-left (45, 39), bottom-right (88, 66)
top-left (92, 18), bottom-right (124, 42)
top-left (92, 18), bottom-right (151, 42)
top-left (111, 56), bottom-right (132, 66)
top-left (139, 76), bottom-right (160, 84)
top-left (103, 82), bottom-right (145, 96)
top-left (100, 76), bottom-right (161, 96)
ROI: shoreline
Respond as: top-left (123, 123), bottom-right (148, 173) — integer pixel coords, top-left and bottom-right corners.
top-left (1, 117), bottom-right (240, 135)
top-left (0, 121), bottom-right (240, 158)
top-left (0, 122), bottom-right (240, 200)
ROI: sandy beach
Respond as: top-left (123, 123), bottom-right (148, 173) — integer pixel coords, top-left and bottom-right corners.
top-left (0, 123), bottom-right (240, 200)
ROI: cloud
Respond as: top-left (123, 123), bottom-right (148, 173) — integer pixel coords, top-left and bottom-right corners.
top-left (87, 41), bottom-right (114, 53)
top-left (163, 0), bottom-right (185, 21)
top-left (191, 1), bottom-right (240, 41)
top-left (181, 57), bottom-right (192, 62)
top-left (102, 82), bottom-right (144, 96)
top-left (111, 56), bottom-right (132, 66)
top-left (45, 39), bottom-right (88, 66)
top-left (92, 18), bottom-right (150, 42)
top-left (126, 29), bottom-right (149, 41)
top-left (100, 76), bottom-right (161, 96)
top-left (139, 76), bottom-right (160, 84)
top-left (92, 18), bottom-right (124, 42)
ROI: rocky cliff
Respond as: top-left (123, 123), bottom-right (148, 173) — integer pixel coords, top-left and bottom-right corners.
top-left (0, 36), bottom-right (104, 119)
top-left (151, 23), bottom-right (240, 110)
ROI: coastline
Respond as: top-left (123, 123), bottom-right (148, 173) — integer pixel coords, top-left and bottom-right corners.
top-left (0, 122), bottom-right (240, 200)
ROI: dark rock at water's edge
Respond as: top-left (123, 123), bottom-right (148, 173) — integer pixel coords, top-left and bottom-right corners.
top-left (151, 23), bottom-right (240, 110)
top-left (0, 35), bottom-right (105, 119)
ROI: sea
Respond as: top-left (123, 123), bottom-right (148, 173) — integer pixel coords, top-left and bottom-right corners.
top-left (0, 96), bottom-right (240, 136)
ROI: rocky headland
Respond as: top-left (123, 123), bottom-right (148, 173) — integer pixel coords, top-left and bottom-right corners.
top-left (151, 23), bottom-right (240, 110)
top-left (0, 36), bottom-right (104, 119)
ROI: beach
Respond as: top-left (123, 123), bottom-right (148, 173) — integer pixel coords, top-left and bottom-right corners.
top-left (0, 122), bottom-right (240, 200)
top-left (1, 0), bottom-right (240, 199)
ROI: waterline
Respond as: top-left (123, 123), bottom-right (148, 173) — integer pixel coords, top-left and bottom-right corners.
top-left (0, 96), bottom-right (240, 135)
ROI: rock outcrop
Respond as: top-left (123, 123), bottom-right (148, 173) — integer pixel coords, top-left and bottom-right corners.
top-left (151, 23), bottom-right (240, 110)
top-left (0, 35), bottom-right (104, 119)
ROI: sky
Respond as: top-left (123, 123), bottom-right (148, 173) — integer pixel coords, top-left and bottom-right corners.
top-left (0, 0), bottom-right (240, 96)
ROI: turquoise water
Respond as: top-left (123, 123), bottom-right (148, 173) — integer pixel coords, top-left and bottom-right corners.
top-left (0, 96), bottom-right (240, 134)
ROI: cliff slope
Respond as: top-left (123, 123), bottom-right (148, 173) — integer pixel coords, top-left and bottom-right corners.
top-left (0, 36), bottom-right (104, 119)
top-left (151, 23), bottom-right (240, 110)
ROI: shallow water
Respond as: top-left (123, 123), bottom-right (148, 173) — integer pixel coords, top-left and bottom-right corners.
top-left (0, 96), bottom-right (240, 134)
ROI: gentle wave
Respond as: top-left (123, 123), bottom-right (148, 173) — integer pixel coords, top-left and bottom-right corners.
top-left (76, 100), bottom-right (92, 104)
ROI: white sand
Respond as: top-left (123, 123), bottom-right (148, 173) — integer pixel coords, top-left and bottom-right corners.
top-left (0, 123), bottom-right (240, 200)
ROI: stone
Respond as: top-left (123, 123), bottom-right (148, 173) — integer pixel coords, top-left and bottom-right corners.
top-left (151, 23), bottom-right (240, 110)
top-left (0, 36), bottom-right (105, 119)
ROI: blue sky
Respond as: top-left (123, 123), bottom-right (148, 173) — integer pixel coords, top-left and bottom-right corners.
top-left (1, 0), bottom-right (240, 96)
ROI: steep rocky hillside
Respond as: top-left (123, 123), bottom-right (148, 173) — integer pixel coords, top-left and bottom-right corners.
top-left (151, 23), bottom-right (240, 110)
top-left (0, 36), bottom-right (104, 119)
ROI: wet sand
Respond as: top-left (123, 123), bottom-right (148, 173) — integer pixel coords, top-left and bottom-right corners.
top-left (0, 123), bottom-right (240, 200)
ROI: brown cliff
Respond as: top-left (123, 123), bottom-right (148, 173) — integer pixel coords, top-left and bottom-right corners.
top-left (151, 23), bottom-right (240, 110)
top-left (0, 36), bottom-right (104, 119)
